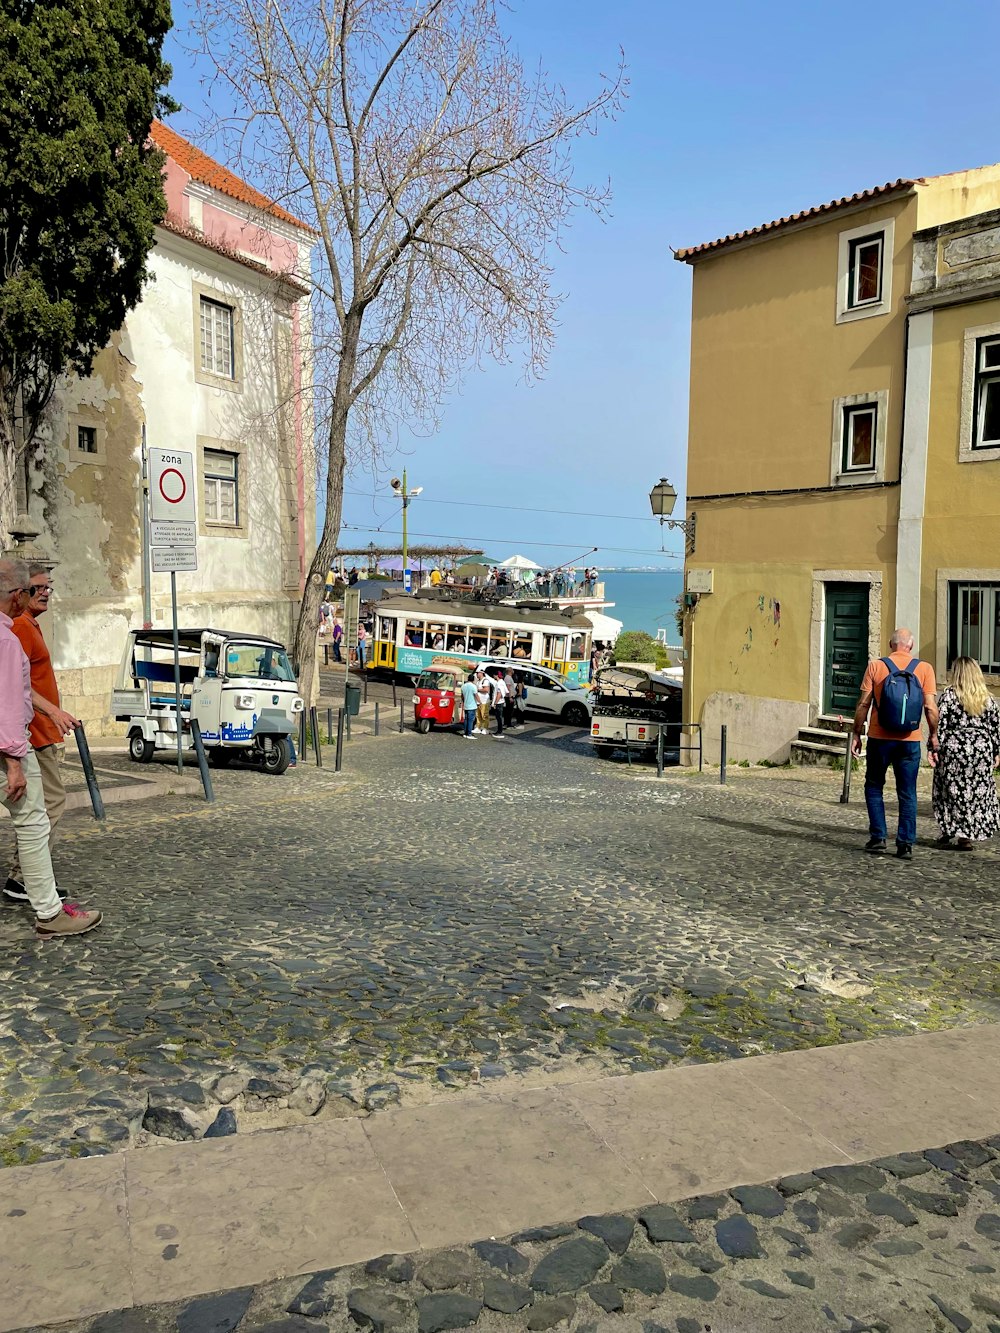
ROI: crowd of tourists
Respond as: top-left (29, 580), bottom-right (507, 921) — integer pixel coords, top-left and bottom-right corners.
top-left (459, 664), bottom-right (527, 740)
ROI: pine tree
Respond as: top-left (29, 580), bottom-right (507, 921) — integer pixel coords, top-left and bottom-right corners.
top-left (0, 0), bottom-right (176, 520)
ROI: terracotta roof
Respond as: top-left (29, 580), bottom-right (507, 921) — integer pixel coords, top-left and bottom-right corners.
top-left (158, 213), bottom-right (310, 296)
top-left (674, 178), bottom-right (918, 262)
top-left (150, 120), bottom-right (315, 234)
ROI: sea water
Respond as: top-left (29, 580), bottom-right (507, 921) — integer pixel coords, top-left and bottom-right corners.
top-left (598, 569), bottom-right (684, 639)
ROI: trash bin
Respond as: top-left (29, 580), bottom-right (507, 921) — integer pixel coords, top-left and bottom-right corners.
top-left (344, 683), bottom-right (361, 716)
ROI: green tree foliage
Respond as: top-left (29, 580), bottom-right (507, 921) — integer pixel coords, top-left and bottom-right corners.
top-left (612, 630), bottom-right (669, 670)
top-left (0, 0), bottom-right (176, 476)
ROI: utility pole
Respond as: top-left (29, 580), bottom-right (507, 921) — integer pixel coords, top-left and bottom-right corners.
top-left (391, 471), bottom-right (423, 592)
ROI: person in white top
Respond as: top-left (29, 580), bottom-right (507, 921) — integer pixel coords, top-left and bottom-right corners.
top-left (489, 670), bottom-right (509, 738)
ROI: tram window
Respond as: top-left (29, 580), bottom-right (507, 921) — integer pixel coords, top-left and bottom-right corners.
top-left (404, 620), bottom-right (426, 647)
top-left (468, 625), bottom-right (489, 653)
top-left (488, 630), bottom-right (512, 655)
top-left (544, 634), bottom-right (567, 660)
top-left (446, 626), bottom-right (468, 650)
top-left (428, 625), bottom-right (446, 650)
top-left (512, 632), bottom-right (532, 658)
top-left (569, 632), bottom-right (587, 659)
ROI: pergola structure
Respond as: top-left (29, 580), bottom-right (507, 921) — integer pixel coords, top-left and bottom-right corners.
top-left (333, 544), bottom-right (484, 575)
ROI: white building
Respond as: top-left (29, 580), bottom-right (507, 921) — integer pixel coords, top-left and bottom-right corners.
top-left (26, 122), bottom-right (316, 730)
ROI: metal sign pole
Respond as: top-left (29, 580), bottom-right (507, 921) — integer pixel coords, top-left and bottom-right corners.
top-left (170, 570), bottom-right (183, 775)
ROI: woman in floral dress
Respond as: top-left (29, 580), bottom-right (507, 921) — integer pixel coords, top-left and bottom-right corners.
top-left (932, 657), bottom-right (1000, 849)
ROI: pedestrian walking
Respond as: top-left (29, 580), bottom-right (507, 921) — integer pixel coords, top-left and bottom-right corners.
top-left (460, 673), bottom-right (479, 739)
top-left (4, 566), bottom-right (78, 905)
top-left (503, 666), bottom-right (516, 729)
top-left (331, 613), bottom-right (343, 663)
top-left (851, 627), bottom-right (939, 859)
top-left (474, 666), bottom-right (491, 734)
top-left (356, 622), bottom-right (368, 670)
top-left (0, 559), bottom-right (101, 936)
top-left (511, 671), bottom-right (527, 727)
top-left (931, 657), bottom-right (1000, 850)
top-left (489, 669), bottom-right (509, 738)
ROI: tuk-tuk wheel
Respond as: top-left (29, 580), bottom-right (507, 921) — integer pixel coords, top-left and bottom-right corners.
top-left (595, 746), bottom-right (616, 760)
top-left (208, 748), bottom-right (234, 767)
top-left (416, 717), bottom-right (432, 734)
top-left (128, 731), bottom-right (154, 763)
top-left (261, 735), bottom-right (292, 775)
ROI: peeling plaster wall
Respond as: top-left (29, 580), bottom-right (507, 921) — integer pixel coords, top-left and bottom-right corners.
top-left (38, 230), bottom-right (312, 732)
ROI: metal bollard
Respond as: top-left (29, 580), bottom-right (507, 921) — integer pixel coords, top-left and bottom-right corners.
top-left (399, 701), bottom-right (405, 733)
top-left (298, 710), bottom-right (307, 756)
top-left (720, 724), bottom-right (728, 786)
top-left (392, 679), bottom-right (398, 707)
top-left (190, 719), bottom-right (215, 802)
top-left (656, 724), bottom-right (664, 778)
top-left (363, 672), bottom-right (368, 703)
top-left (840, 729), bottom-right (854, 804)
top-left (310, 706), bottom-right (322, 767)
top-left (73, 724), bottom-right (106, 821)
top-left (327, 707), bottom-right (333, 744)
top-left (374, 701), bottom-right (380, 736)
top-left (335, 708), bottom-right (345, 771)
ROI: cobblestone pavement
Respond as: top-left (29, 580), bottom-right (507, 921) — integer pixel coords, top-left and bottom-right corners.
top-left (38, 1135), bottom-right (1000, 1333)
top-left (1, 720), bottom-right (998, 1170)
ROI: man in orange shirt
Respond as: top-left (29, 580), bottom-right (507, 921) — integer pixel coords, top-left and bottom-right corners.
top-left (3, 565), bottom-right (79, 904)
top-left (851, 627), bottom-right (939, 860)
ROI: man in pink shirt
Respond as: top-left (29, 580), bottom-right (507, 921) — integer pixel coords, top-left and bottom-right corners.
top-left (0, 558), bottom-right (101, 936)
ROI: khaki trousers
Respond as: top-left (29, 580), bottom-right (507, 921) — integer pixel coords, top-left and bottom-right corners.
top-left (3, 749), bottom-right (61, 918)
top-left (10, 744), bottom-right (65, 884)
top-left (476, 701), bottom-right (490, 730)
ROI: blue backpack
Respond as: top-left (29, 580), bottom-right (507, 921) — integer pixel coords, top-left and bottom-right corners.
top-left (876, 657), bottom-right (924, 733)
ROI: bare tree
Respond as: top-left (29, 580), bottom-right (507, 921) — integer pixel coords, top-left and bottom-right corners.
top-left (193, 0), bottom-right (624, 702)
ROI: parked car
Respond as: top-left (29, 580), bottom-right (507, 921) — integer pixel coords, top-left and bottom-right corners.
top-left (485, 659), bottom-right (593, 727)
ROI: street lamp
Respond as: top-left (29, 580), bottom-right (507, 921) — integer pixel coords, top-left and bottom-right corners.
top-left (390, 470), bottom-right (423, 591)
top-left (649, 478), bottom-right (696, 556)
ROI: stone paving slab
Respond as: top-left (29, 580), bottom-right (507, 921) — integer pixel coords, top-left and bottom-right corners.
top-left (3, 1025), bottom-right (1000, 1332)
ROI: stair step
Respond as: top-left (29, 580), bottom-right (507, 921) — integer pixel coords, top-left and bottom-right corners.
top-left (797, 726), bottom-right (853, 748)
top-left (813, 714), bottom-right (855, 734)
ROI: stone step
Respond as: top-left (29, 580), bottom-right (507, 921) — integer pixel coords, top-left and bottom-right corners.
top-left (812, 714), bottom-right (855, 734)
top-left (796, 726), bottom-right (854, 750)
top-left (790, 737), bottom-right (860, 767)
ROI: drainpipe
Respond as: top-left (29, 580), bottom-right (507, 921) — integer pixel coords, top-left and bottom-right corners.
top-left (140, 424), bottom-right (152, 629)
top-left (291, 302), bottom-right (307, 591)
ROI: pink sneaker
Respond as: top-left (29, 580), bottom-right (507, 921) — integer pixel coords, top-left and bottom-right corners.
top-left (35, 903), bottom-right (103, 937)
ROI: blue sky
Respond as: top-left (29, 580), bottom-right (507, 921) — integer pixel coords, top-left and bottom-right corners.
top-left (164, 0), bottom-right (1000, 569)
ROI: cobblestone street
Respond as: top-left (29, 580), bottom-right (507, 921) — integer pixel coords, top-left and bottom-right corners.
top-left (2, 719), bottom-right (998, 1169)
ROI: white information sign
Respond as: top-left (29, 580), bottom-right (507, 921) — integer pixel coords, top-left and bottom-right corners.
top-left (149, 448), bottom-right (197, 524)
top-left (151, 520), bottom-right (197, 546)
top-left (152, 546), bottom-right (198, 573)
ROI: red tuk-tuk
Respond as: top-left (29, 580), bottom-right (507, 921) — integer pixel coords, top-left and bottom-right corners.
top-left (413, 658), bottom-right (467, 733)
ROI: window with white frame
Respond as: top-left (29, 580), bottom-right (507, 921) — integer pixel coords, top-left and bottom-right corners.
top-left (204, 449), bottom-right (238, 525)
top-left (973, 336), bottom-right (1000, 450)
top-left (841, 403), bottom-right (878, 472)
top-left (199, 297), bottom-right (235, 379)
top-left (847, 233), bottom-right (883, 309)
top-left (948, 581), bottom-right (1000, 673)
top-left (836, 218), bottom-right (894, 324)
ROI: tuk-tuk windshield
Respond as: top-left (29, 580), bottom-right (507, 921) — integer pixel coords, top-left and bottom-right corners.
top-left (416, 670), bottom-right (458, 691)
top-left (224, 642), bottom-right (296, 682)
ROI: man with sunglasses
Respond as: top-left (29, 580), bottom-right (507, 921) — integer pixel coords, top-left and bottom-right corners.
top-left (4, 565), bottom-right (79, 905)
top-left (0, 557), bottom-right (100, 935)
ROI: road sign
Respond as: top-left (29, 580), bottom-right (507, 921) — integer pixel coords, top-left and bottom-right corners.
top-left (151, 520), bottom-right (197, 546)
top-left (403, 568), bottom-right (412, 593)
top-left (344, 588), bottom-right (360, 654)
top-left (149, 448), bottom-right (197, 523)
top-left (152, 546), bottom-right (198, 573)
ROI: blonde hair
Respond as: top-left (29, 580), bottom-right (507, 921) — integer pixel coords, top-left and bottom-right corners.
top-left (950, 656), bottom-right (991, 718)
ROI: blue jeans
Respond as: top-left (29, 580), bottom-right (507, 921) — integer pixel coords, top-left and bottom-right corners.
top-left (864, 738), bottom-right (921, 846)
top-left (464, 708), bottom-right (476, 736)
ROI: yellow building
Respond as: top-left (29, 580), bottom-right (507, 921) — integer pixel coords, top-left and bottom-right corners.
top-left (675, 168), bottom-right (1000, 762)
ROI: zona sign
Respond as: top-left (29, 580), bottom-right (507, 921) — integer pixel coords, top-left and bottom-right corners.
top-left (149, 447), bottom-right (197, 524)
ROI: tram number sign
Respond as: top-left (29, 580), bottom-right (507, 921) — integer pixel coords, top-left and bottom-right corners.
top-left (149, 448), bottom-right (197, 524)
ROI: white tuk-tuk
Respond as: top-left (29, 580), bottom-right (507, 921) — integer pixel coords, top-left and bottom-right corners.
top-left (113, 627), bottom-right (304, 775)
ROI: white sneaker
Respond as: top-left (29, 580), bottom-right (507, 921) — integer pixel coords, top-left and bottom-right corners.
top-left (463, 734), bottom-right (475, 740)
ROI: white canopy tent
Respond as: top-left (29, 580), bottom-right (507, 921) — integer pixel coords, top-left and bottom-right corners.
top-left (497, 554), bottom-right (540, 570)
top-left (585, 609), bottom-right (624, 643)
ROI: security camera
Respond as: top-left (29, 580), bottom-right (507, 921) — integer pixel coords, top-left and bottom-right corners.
top-left (390, 477), bottom-right (402, 491)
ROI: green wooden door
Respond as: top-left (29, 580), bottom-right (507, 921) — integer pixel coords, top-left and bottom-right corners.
top-left (824, 583), bottom-right (869, 714)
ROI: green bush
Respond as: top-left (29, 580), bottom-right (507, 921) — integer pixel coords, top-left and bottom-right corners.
top-left (612, 630), bottom-right (669, 670)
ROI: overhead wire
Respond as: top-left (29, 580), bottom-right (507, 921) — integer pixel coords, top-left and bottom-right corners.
top-left (339, 522), bottom-right (683, 560)
top-left (341, 489), bottom-right (661, 523)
